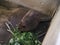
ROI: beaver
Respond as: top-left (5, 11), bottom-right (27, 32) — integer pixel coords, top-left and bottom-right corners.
top-left (18, 0), bottom-right (59, 31)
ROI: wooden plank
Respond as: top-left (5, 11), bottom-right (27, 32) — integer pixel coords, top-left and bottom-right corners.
top-left (6, 0), bottom-right (59, 15)
top-left (0, 0), bottom-right (19, 9)
top-left (42, 6), bottom-right (60, 45)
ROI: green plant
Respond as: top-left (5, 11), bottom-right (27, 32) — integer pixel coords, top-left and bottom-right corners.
top-left (5, 22), bottom-right (41, 45)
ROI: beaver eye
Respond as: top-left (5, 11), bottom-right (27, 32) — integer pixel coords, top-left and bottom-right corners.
top-left (22, 25), bottom-right (26, 28)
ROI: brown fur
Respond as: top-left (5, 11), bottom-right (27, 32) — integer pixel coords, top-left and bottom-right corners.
top-left (18, 10), bottom-right (51, 31)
